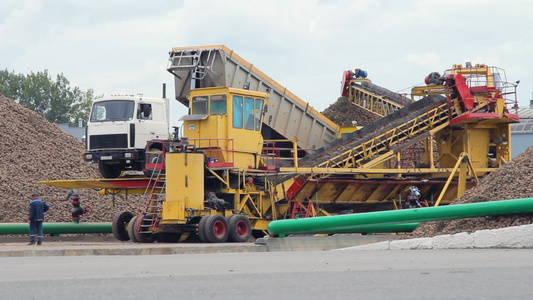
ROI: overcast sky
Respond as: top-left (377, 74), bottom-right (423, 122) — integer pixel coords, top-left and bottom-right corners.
top-left (2, 0), bottom-right (532, 128)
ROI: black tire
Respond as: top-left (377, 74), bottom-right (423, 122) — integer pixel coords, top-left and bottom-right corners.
top-left (133, 216), bottom-right (156, 243)
top-left (226, 214), bottom-right (237, 225)
top-left (127, 216), bottom-right (139, 243)
top-left (98, 162), bottom-right (122, 178)
top-left (157, 232), bottom-right (182, 243)
top-left (203, 214), bottom-right (229, 243)
top-left (227, 214), bottom-right (252, 243)
top-left (112, 211), bottom-right (134, 241)
top-left (197, 215), bottom-right (209, 243)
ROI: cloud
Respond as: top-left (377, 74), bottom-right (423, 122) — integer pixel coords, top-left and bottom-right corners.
top-left (1, 0), bottom-right (532, 110)
top-left (406, 52), bottom-right (441, 69)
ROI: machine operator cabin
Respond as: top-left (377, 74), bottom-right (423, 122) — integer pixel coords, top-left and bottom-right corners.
top-left (180, 87), bottom-right (268, 170)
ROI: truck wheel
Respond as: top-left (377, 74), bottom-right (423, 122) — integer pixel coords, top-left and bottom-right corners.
top-left (127, 216), bottom-right (139, 243)
top-left (112, 211), bottom-right (134, 241)
top-left (227, 215), bottom-right (251, 243)
top-left (197, 215), bottom-right (209, 243)
top-left (99, 162), bottom-right (122, 178)
top-left (133, 216), bottom-right (156, 243)
top-left (203, 214), bottom-right (229, 243)
top-left (157, 232), bottom-right (182, 243)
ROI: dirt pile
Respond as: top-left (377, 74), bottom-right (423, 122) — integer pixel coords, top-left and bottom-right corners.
top-left (410, 145), bottom-right (533, 238)
top-left (0, 95), bottom-right (140, 223)
top-left (321, 97), bottom-right (381, 127)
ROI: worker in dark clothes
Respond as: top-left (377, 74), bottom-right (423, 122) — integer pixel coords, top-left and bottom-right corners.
top-left (406, 186), bottom-right (422, 208)
top-left (28, 193), bottom-right (50, 245)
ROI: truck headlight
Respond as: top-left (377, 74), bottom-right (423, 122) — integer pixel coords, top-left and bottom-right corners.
top-left (85, 154), bottom-right (92, 159)
top-left (125, 153), bottom-right (134, 158)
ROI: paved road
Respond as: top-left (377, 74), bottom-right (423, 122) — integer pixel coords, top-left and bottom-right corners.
top-left (1, 249), bottom-right (532, 299)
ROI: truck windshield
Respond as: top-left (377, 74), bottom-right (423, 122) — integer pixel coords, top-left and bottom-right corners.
top-left (90, 100), bottom-right (135, 122)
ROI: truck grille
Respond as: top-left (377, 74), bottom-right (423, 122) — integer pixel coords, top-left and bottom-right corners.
top-left (90, 134), bottom-right (128, 149)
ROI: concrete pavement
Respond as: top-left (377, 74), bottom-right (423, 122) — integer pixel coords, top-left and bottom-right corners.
top-left (1, 224), bottom-right (532, 257)
top-left (338, 223), bottom-right (533, 251)
top-left (0, 234), bottom-right (399, 257)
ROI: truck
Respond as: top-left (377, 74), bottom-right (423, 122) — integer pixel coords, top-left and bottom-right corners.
top-left (83, 95), bottom-right (170, 178)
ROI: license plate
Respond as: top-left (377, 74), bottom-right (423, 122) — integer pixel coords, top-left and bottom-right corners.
top-left (101, 156), bottom-right (113, 160)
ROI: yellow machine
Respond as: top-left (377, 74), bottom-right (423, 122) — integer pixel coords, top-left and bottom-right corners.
top-left (41, 47), bottom-right (520, 243)
top-left (126, 87), bottom-right (274, 243)
top-left (284, 63), bottom-right (519, 213)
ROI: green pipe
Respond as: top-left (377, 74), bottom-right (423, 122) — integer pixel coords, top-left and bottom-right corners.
top-left (268, 197), bottom-right (533, 235)
top-left (0, 222), bottom-right (112, 235)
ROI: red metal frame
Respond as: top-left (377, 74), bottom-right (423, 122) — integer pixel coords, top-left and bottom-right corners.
top-left (286, 177), bottom-right (306, 200)
top-left (189, 138), bottom-right (235, 168)
top-left (260, 142), bottom-right (281, 171)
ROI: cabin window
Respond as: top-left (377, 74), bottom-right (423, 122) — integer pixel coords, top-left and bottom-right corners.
top-left (192, 96), bottom-right (208, 115)
top-left (254, 99), bottom-right (263, 131)
top-left (210, 94), bottom-right (227, 115)
top-left (137, 103), bottom-right (152, 120)
top-left (90, 100), bottom-right (135, 122)
top-left (244, 97), bottom-right (255, 130)
top-left (233, 95), bottom-right (243, 128)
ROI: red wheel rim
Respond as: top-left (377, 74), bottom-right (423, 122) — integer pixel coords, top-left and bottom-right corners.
top-left (236, 220), bottom-right (249, 237)
top-left (213, 220), bottom-right (226, 238)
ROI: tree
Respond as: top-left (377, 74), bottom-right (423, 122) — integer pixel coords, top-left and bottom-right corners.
top-left (70, 87), bottom-right (96, 127)
top-left (0, 69), bottom-right (97, 126)
top-left (0, 69), bottom-right (24, 98)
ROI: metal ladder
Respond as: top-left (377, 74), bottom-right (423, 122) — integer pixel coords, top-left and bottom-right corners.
top-left (138, 154), bottom-right (166, 233)
top-left (168, 48), bottom-right (217, 80)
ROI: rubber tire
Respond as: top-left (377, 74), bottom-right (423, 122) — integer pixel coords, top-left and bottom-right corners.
top-left (197, 215), bottom-right (209, 243)
top-left (227, 214), bottom-right (252, 243)
top-left (127, 216), bottom-right (139, 243)
top-left (99, 162), bottom-right (122, 178)
top-left (112, 211), bottom-right (134, 241)
top-left (157, 232), bottom-right (182, 243)
top-left (133, 216), bottom-right (156, 243)
top-left (203, 214), bottom-right (229, 243)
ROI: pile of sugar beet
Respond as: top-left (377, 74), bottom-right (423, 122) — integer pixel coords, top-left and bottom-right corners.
top-left (0, 95), bottom-right (140, 224)
top-left (409, 144), bottom-right (533, 237)
top-left (1, 93), bottom-right (531, 238)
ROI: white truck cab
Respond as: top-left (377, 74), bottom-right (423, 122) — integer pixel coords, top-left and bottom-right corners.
top-left (84, 95), bottom-right (169, 178)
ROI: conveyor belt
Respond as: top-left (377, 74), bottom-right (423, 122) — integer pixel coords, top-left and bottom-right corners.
top-left (343, 81), bottom-right (411, 117)
top-left (299, 94), bottom-right (447, 169)
top-left (360, 82), bottom-right (411, 105)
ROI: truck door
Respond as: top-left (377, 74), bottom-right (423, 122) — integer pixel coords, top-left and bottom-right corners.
top-left (136, 103), bottom-right (157, 148)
